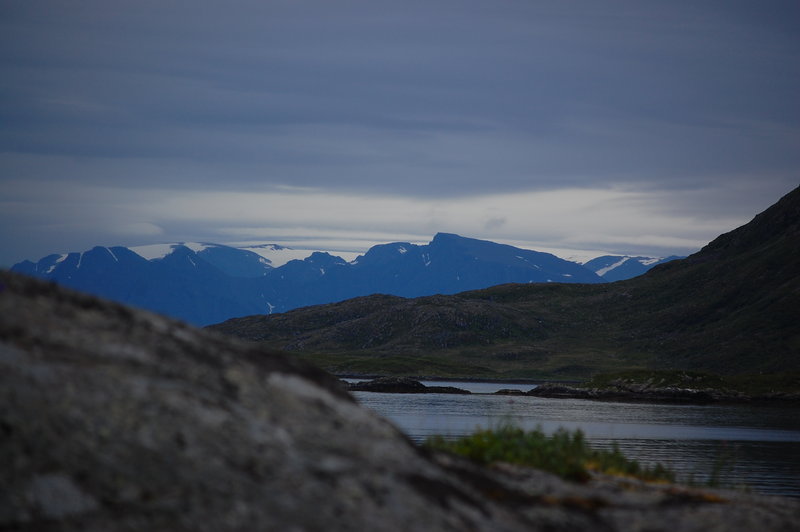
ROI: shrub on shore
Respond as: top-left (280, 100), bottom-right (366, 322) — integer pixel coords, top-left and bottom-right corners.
top-left (425, 425), bottom-right (675, 483)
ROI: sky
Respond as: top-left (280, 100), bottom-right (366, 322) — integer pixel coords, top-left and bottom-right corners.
top-left (1, 0), bottom-right (799, 267)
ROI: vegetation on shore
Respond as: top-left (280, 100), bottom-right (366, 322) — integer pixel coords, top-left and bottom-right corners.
top-left (425, 425), bottom-right (675, 483)
top-left (425, 425), bottom-right (749, 492)
top-left (578, 369), bottom-right (800, 396)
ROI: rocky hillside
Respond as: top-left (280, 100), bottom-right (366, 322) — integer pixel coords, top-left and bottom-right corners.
top-left (2, 270), bottom-right (799, 530)
top-left (210, 186), bottom-right (800, 378)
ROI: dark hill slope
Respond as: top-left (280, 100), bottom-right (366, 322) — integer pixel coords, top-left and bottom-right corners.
top-left (607, 184), bottom-right (800, 372)
top-left (209, 186), bottom-right (800, 378)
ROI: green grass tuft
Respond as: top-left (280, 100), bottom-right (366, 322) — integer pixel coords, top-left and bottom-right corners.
top-left (424, 425), bottom-right (675, 483)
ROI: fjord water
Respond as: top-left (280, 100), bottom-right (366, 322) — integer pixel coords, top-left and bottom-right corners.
top-left (351, 381), bottom-right (800, 497)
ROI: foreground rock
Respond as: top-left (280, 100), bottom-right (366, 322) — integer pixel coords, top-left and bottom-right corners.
top-left (1, 271), bottom-right (798, 531)
top-left (347, 377), bottom-right (470, 394)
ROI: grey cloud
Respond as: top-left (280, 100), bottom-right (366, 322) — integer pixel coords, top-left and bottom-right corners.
top-left (484, 217), bottom-right (507, 231)
top-left (1, 1), bottom-right (799, 264)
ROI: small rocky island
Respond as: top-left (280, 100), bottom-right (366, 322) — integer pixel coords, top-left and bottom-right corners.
top-left (528, 371), bottom-right (800, 404)
top-left (346, 376), bottom-right (471, 394)
top-left (2, 270), bottom-right (799, 531)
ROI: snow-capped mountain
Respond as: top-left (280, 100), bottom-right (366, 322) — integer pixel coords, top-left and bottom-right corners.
top-left (235, 243), bottom-right (362, 268)
top-left (252, 233), bottom-right (606, 313)
top-left (11, 244), bottom-right (272, 325)
top-left (15, 242), bottom-right (275, 280)
top-left (11, 234), bottom-right (606, 326)
top-left (582, 255), bottom-right (683, 282)
top-left (130, 242), bottom-right (273, 277)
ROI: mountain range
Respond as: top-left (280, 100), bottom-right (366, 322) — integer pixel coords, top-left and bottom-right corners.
top-left (11, 234), bottom-right (673, 326)
top-left (209, 186), bottom-right (800, 378)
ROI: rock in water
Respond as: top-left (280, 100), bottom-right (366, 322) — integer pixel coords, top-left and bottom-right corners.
top-left (1, 270), bottom-right (798, 531)
top-left (348, 376), bottom-right (430, 392)
top-left (347, 377), bottom-right (470, 394)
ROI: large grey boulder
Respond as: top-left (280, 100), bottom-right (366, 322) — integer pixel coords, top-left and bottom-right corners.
top-left (1, 270), bottom-right (798, 531)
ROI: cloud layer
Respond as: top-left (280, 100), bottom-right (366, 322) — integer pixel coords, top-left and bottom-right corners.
top-left (1, 1), bottom-right (798, 265)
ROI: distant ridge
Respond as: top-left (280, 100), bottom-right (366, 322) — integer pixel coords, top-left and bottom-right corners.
top-left (210, 186), bottom-right (800, 378)
top-left (12, 234), bottom-right (605, 326)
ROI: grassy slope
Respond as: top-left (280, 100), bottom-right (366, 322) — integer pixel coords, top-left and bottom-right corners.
top-left (209, 186), bottom-right (800, 380)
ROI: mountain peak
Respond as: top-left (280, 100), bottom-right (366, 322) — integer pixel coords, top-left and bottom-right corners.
top-left (431, 232), bottom-right (461, 241)
top-left (430, 232), bottom-right (486, 247)
top-left (304, 252), bottom-right (348, 266)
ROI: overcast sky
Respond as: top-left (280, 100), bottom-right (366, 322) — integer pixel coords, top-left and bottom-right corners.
top-left (1, 0), bottom-right (798, 266)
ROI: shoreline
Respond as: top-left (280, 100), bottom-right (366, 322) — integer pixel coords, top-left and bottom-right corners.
top-left (528, 383), bottom-right (800, 405)
top-left (341, 376), bottom-right (800, 404)
top-left (336, 373), bottom-right (581, 386)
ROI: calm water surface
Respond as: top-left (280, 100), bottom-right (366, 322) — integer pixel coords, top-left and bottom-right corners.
top-left (349, 380), bottom-right (800, 497)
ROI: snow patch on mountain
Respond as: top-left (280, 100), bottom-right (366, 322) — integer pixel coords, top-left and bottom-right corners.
top-left (583, 255), bottom-right (683, 282)
top-left (183, 242), bottom-right (216, 254)
top-left (639, 257), bottom-right (662, 266)
top-left (45, 254), bottom-right (67, 274)
top-left (105, 247), bottom-right (119, 262)
top-left (237, 243), bottom-right (358, 268)
top-left (130, 244), bottom-right (181, 260)
top-left (595, 257), bottom-right (629, 277)
top-left (130, 242), bottom-right (220, 260)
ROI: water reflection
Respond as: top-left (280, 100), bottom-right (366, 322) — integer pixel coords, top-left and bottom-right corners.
top-left (353, 387), bottom-right (800, 497)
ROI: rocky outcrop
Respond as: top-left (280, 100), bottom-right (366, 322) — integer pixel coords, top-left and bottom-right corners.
top-left (493, 388), bottom-right (527, 395)
top-left (529, 383), bottom-right (715, 403)
top-left (1, 270), bottom-right (798, 531)
top-left (528, 382), bottom-right (800, 404)
top-left (347, 377), bottom-right (470, 394)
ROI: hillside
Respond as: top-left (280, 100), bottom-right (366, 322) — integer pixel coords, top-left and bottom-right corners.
top-left (209, 186), bottom-right (800, 379)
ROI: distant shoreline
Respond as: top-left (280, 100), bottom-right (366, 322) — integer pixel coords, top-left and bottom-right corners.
top-left (336, 374), bottom-right (580, 386)
top-left (340, 375), bottom-right (800, 404)
top-left (528, 383), bottom-right (800, 405)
